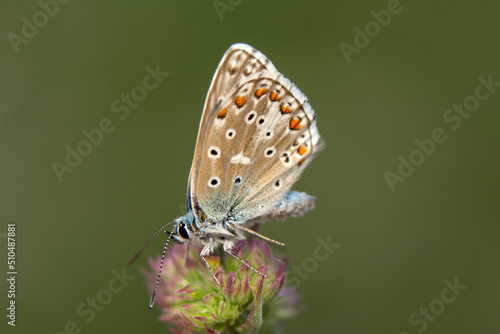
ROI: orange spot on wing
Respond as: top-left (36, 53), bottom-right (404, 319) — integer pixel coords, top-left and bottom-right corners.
top-left (298, 146), bottom-right (308, 155)
top-left (298, 158), bottom-right (306, 166)
top-left (270, 91), bottom-right (280, 101)
top-left (217, 108), bottom-right (228, 119)
top-left (255, 88), bottom-right (268, 98)
top-left (235, 96), bottom-right (246, 108)
top-left (289, 118), bottom-right (301, 130)
top-left (280, 104), bottom-right (292, 114)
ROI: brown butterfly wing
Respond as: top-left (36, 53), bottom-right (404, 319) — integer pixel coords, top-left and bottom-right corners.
top-left (187, 44), bottom-right (322, 224)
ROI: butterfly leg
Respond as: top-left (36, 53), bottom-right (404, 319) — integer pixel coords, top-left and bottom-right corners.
top-left (223, 245), bottom-right (268, 279)
top-left (201, 255), bottom-right (222, 286)
top-left (231, 223), bottom-right (286, 248)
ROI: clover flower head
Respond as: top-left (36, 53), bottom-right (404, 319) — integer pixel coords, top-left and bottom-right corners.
top-left (144, 237), bottom-right (302, 333)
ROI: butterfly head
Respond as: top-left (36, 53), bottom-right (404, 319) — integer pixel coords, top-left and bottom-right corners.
top-left (171, 217), bottom-right (196, 244)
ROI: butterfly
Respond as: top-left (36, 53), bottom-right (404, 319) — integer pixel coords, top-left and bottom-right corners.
top-left (129, 43), bottom-right (323, 308)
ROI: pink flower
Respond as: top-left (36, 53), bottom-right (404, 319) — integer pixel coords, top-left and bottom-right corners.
top-left (144, 237), bottom-right (301, 333)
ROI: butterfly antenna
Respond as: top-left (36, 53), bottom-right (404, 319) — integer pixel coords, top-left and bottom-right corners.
top-left (127, 220), bottom-right (176, 265)
top-left (149, 231), bottom-right (173, 309)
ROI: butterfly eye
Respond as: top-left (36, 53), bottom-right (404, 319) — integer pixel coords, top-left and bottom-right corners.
top-left (178, 223), bottom-right (189, 239)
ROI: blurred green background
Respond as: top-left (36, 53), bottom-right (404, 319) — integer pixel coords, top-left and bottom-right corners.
top-left (1, 1), bottom-right (499, 333)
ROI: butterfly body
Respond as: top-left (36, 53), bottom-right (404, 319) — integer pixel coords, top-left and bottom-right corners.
top-left (169, 211), bottom-right (241, 254)
top-left (172, 190), bottom-right (316, 257)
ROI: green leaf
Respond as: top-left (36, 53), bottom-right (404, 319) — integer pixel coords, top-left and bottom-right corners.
top-left (237, 276), bottom-right (265, 334)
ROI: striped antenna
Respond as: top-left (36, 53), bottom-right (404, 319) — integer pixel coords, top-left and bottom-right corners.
top-left (127, 220), bottom-right (176, 265)
top-left (149, 231), bottom-right (173, 309)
